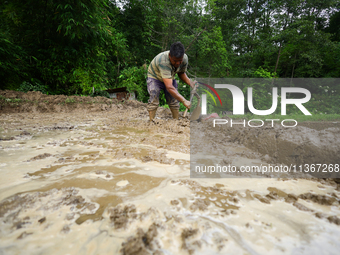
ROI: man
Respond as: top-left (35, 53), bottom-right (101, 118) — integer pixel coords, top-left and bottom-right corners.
top-left (147, 41), bottom-right (195, 121)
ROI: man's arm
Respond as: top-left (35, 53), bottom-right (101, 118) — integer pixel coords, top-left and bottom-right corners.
top-left (178, 72), bottom-right (195, 89)
top-left (163, 78), bottom-right (191, 109)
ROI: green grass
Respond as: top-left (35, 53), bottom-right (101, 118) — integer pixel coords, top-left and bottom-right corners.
top-left (228, 113), bottom-right (340, 122)
top-left (65, 98), bottom-right (76, 103)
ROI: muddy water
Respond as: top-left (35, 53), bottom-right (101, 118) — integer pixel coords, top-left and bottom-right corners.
top-left (1, 111), bottom-right (340, 255)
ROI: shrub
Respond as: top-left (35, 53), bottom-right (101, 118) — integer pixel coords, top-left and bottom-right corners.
top-left (18, 81), bottom-right (48, 94)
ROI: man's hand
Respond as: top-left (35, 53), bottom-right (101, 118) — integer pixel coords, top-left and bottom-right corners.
top-left (183, 99), bottom-right (191, 109)
top-left (190, 79), bottom-right (198, 89)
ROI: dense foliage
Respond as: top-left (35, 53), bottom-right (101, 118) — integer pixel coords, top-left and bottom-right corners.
top-left (0, 0), bottom-right (339, 111)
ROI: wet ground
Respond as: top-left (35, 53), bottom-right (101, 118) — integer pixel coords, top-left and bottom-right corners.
top-left (1, 93), bottom-right (340, 254)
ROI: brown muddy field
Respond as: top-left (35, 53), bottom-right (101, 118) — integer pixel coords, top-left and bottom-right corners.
top-left (0, 90), bottom-right (340, 255)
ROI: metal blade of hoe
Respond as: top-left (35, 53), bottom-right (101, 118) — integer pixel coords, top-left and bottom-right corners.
top-left (190, 94), bottom-right (201, 121)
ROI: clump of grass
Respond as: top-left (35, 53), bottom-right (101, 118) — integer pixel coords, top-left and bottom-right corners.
top-left (65, 97), bottom-right (76, 103)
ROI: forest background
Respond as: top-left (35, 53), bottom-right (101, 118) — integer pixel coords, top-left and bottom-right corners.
top-left (1, 0), bottom-right (339, 114)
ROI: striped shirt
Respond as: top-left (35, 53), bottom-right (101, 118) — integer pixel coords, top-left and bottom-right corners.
top-left (147, 50), bottom-right (188, 81)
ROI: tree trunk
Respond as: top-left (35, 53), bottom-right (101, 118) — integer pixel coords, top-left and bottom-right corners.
top-left (274, 42), bottom-right (282, 74)
top-left (290, 52), bottom-right (297, 83)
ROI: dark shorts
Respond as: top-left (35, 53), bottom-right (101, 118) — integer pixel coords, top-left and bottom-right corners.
top-left (147, 77), bottom-right (180, 111)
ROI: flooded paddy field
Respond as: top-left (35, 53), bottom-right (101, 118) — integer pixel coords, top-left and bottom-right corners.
top-left (0, 91), bottom-right (340, 255)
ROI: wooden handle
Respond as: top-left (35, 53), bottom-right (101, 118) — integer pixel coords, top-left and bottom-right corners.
top-left (183, 108), bottom-right (189, 117)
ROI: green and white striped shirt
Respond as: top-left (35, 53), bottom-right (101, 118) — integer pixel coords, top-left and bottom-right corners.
top-left (147, 51), bottom-right (188, 81)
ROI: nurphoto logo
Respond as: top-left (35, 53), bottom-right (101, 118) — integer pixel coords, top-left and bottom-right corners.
top-left (199, 83), bottom-right (312, 128)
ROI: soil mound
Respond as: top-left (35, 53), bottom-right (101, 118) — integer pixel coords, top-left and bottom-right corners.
top-left (0, 90), bottom-right (147, 114)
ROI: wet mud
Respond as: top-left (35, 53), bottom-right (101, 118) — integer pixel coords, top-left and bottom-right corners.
top-left (192, 120), bottom-right (340, 169)
top-left (0, 90), bottom-right (340, 254)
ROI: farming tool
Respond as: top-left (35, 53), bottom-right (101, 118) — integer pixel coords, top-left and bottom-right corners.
top-left (183, 82), bottom-right (201, 121)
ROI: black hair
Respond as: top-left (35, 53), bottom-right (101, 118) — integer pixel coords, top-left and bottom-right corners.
top-left (170, 42), bottom-right (185, 58)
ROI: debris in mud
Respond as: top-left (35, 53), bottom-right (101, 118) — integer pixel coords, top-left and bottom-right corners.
top-left (285, 194), bottom-right (298, 203)
top-left (65, 213), bottom-right (75, 220)
top-left (64, 195), bottom-right (85, 206)
top-left (190, 198), bottom-right (211, 211)
top-left (38, 217), bottom-right (46, 224)
top-left (181, 228), bottom-right (199, 251)
top-left (113, 148), bottom-right (175, 165)
top-left (20, 131), bottom-right (31, 136)
top-left (266, 191), bottom-right (280, 200)
top-left (315, 212), bottom-right (328, 219)
top-left (109, 204), bottom-right (138, 229)
top-left (17, 231), bottom-right (32, 239)
top-left (170, 200), bottom-right (180, 206)
top-left (28, 153), bottom-right (53, 161)
top-left (327, 216), bottom-right (340, 225)
top-left (253, 194), bottom-right (271, 204)
top-left (61, 225), bottom-right (70, 234)
top-left (298, 193), bottom-right (337, 205)
top-left (45, 126), bottom-right (75, 130)
top-left (0, 136), bottom-right (15, 141)
top-left (293, 202), bottom-right (314, 212)
top-left (121, 223), bottom-right (160, 255)
top-left (0, 188), bottom-right (92, 242)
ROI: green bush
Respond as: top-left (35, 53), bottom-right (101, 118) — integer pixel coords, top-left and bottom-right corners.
top-left (118, 66), bottom-right (147, 102)
top-left (18, 81), bottom-right (48, 94)
top-left (92, 89), bottom-right (110, 98)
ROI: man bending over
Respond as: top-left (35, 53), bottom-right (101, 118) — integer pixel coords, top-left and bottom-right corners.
top-left (147, 41), bottom-right (195, 120)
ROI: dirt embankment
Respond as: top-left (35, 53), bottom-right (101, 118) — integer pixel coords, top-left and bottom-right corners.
top-left (0, 90), bottom-right (145, 114)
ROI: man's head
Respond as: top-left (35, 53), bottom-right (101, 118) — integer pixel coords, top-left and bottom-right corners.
top-left (169, 42), bottom-right (185, 68)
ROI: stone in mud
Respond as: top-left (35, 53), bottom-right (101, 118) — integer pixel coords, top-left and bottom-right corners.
top-left (38, 217), bottom-right (46, 224)
top-left (192, 240), bottom-right (202, 248)
top-left (109, 204), bottom-right (138, 229)
top-left (181, 228), bottom-right (200, 254)
top-left (17, 231), bottom-right (32, 239)
top-left (170, 200), bottom-right (180, 206)
top-left (189, 198), bottom-right (210, 211)
top-left (298, 193), bottom-right (337, 206)
top-left (293, 202), bottom-right (314, 212)
top-left (121, 223), bottom-right (160, 255)
top-left (266, 191), bottom-right (280, 200)
top-left (285, 194), bottom-right (298, 203)
top-left (65, 213), bottom-right (75, 220)
top-left (333, 178), bottom-right (340, 184)
top-left (315, 212), bottom-right (328, 219)
top-left (61, 225), bottom-right (70, 234)
top-left (20, 131), bottom-right (31, 136)
top-left (0, 136), bottom-right (15, 141)
top-left (254, 194), bottom-right (271, 204)
top-left (181, 228), bottom-right (199, 246)
top-left (327, 216), bottom-right (340, 225)
top-left (15, 221), bottom-right (29, 229)
top-left (86, 203), bottom-right (96, 211)
top-left (142, 156), bottom-right (152, 162)
top-left (211, 187), bottom-right (221, 193)
top-left (0, 194), bottom-right (34, 218)
top-left (29, 153), bottom-right (53, 161)
top-left (65, 195), bottom-right (85, 206)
